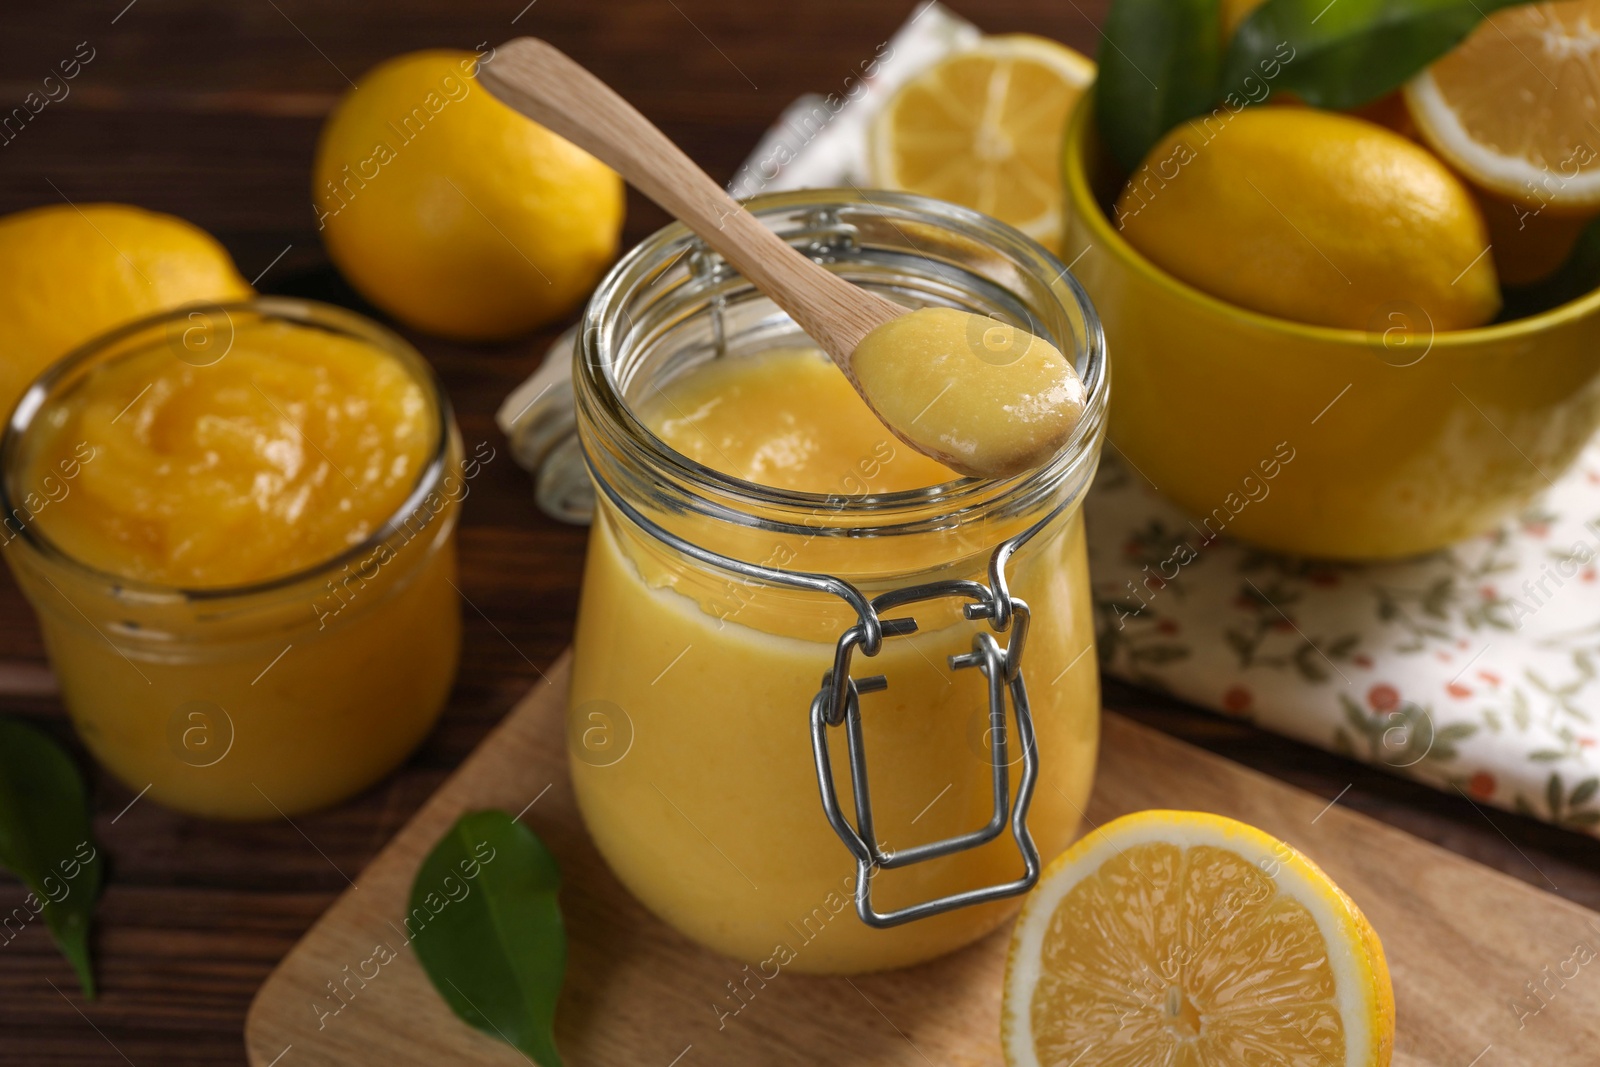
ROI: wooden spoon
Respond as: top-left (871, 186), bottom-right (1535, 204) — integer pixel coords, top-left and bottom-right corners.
top-left (478, 37), bottom-right (900, 369)
top-left (478, 38), bottom-right (1085, 479)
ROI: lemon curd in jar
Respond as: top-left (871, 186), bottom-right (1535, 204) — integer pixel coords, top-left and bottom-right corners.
top-left (1, 301), bottom-right (463, 818)
top-left (570, 346), bottom-right (1101, 973)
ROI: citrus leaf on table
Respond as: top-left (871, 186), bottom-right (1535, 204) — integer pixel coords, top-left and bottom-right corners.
top-left (1224, 0), bottom-right (1536, 111)
top-left (1096, 0), bottom-right (1225, 173)
top-left (410, 810), bottom-right (566, 1066)
top-left (0, 718), bottom-right (103, 998)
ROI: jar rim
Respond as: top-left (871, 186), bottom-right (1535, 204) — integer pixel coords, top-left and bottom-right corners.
top-left (0, 296), bottom-right (456, 602)
top-left (577, 188), bottom-right (1110, 534)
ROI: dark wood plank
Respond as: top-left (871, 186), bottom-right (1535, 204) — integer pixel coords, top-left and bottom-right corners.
top-left (2, 1), bottom-right (1598, 1063)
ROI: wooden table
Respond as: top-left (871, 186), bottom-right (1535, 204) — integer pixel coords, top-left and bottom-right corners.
top-left (2, 2), bottom-right (1598, 1063)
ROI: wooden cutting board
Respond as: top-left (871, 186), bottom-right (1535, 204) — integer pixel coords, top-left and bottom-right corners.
top-left (245, 654), bottom-right (1600, 1065)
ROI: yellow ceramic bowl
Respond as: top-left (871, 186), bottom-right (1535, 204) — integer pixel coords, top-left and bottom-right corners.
top-left (1061, 96), bottom-right (1600, 559)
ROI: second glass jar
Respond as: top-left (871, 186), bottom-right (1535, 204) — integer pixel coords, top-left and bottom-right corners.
top-left (1, 299), bottom-right (464, 819)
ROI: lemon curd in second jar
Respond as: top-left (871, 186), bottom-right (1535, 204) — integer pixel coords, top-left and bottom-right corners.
top-left (8, 313), bottom-right (461, 818)
top-left (25, 319), bottom-right (431, 586)
top-left (568, 346), bottom-right (1099, 973)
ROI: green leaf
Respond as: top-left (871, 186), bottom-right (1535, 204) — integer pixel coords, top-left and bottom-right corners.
top-left (1571, 776), bottom-right (1600, 809)
top-left (0, 718), bottom-right (102, 997)
top-left (1548, 772), bottom-right (1565, 818)
top-left (1499, 217), bottom-right (1600, 321)
top-left (1096, 0), bottom-right (1225, 173)
top-left (410, 810), bottom-right (565, 1066)
top-left (1224, 0), bottom-right (1533, 111)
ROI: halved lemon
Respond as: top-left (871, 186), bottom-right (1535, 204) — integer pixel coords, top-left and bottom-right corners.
top-left (1002, 810), bottom-right (1394, 1067)
top-left (1405, 0), bottom-right (1600, 211)
top-left (868, 35), bottom-right (1094, 252)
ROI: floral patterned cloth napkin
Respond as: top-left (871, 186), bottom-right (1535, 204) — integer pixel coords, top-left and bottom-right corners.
top-left (503, 2), bottom-right (1600, 836)
top-left (1087, 447), bottom-right (1600, 835)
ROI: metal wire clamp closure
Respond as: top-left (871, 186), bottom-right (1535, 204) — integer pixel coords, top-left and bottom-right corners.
top-left (587, 453), bottom-right (1072, 928)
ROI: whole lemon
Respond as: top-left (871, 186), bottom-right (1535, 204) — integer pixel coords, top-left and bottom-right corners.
top-left (313, 50), bottom-right (624, 342)
top-left (1115, 108), bottom-right (1500, 331)
top-left (0, 203), bottom-right (251, 418)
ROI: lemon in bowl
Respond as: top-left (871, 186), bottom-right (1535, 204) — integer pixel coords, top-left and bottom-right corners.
top-left (1405, 0), bottom-right (1600, 214)
top-left (314, 50), bottom-right (624, 342)
top-left (1061, 92), bottom-right (1600, 560)
top-left (1405, 0), bottom-right (1600, 288)
top-left (1115, 108), bottom-right (1501, 331)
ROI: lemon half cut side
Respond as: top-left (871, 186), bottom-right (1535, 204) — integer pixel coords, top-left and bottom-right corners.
top-left (1002, 810), bottom-right (1394, 1067)
top-left (1406, 0), bottom-right (1600, 211)
top-left (869, 35), bottom-right (1094, 252)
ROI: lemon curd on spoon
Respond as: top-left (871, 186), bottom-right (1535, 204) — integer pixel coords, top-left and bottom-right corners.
top-left (3, 305), bottom-right (464, 818)
top-left (848, 306), bottom-right (1087, 479)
